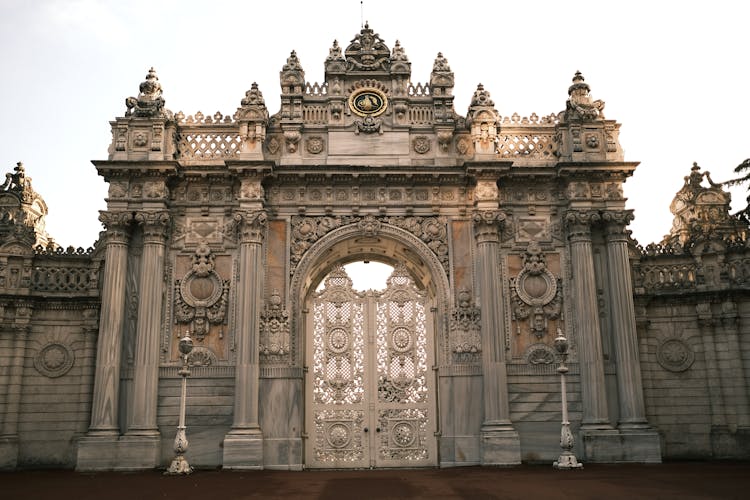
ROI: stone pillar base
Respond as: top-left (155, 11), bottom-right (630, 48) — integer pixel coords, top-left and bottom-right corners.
top-left (76, 434), bottom-right (120, 471)
top-left (480, 427), bottom-right (521, 465)
top-left (222, 431), bottom-right (263, 469)
top-left (0, 435), bottom-right (19, 469)
top-left (117, 433), bottom-right (161, 470)
top-left (581, 427), bottom-right (661, 463)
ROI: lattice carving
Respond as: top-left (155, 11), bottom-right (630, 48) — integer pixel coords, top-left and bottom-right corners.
top-left (510, 241), bottom-right (562, 339)
top-left (496, 133), bottom-right (557, 159)
top-left (177, 132), bottom-right (241, 160)
top-left (173, 242), bottom-right (229, 340)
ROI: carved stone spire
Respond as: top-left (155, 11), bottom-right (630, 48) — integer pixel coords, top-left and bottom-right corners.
top-left (0, 162), bottom-right (51, 248)
top-left (390, 40), bottom-right (411, 76)
top-left (563, 71), bottom-right (605, 122)
top-left (324, 39), bottom-right (347, 79)
top-left (466, 84), bottom-right (500, 155)
top-left (125, 67), bottom-right (172, 119)
top-left (280, 51), bottom-right (305, 94)
top-left (430, 52), bottom-right (455, 94)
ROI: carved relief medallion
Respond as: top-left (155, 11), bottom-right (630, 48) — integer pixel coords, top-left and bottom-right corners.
top-left (348, 87), bottom-right (388, 117)
top-left (412, 136), bottom-right (431, 154)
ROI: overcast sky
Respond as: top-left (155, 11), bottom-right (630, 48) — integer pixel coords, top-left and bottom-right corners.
top-left (1, 0), bottom-right (747, 249)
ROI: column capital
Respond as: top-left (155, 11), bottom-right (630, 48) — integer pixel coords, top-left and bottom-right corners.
top-left (134, 210), bottom-right (171, 242)
top-left (99, 210), bottom-right (133, 244)
top-left (564, 209), bottom-right (600, 241)
top-left (231, 210), bottom-right (268, 244)
top-left (472, 210), bottom-right (506, 241)
top-left (602, 210), bottom-right (634, 240)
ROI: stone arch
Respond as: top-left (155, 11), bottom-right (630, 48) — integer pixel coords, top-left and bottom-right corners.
top-left (289, 220), bottom-right (452, 365)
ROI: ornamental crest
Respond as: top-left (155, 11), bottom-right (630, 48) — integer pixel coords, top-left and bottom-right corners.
top-left (450, 289), bottom-right (481, 363)
top-left (174, 242), bottom-right (230, 341)
top-left (260, 289), bottom-right (291, 362)
top-left (510, 241), bottom-right (562, 339)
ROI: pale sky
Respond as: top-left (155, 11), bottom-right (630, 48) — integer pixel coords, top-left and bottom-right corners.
top-left (1, 0), bottom-right (748, 248)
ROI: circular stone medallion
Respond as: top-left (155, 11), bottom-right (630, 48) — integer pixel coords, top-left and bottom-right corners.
top-left (657, 338), bottom-right (695, 372)
top-left (327, 423), bottom-right (351, 448)
top-left (392, 421), bottom-right (416, 447)
top-left (34, 342), bottom-right (75, 378)
top-left (349, 88), bottom-right (388, 117)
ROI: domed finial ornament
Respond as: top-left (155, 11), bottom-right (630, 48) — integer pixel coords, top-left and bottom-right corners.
top-left (125, 67), bottom-right (172, 119)
top-left (563, 70), bottom-right (605, 121)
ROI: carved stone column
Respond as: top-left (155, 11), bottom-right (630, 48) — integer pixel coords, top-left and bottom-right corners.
top-left (0, 321), bottom-right (29, 469)
top-left (121, 211), bottom-right (170, 467)
top-left (223, 210), bottom-right (266, 469)
top-left (472, 210), bottom-right (521, 465)
top-left (77, 211), bottom-right (132, 471)
top-left (603, 212), bottom-right (661, 461)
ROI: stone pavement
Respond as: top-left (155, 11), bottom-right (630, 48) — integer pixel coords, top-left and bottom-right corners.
top-left (1, 462), bottom-right (748, 499)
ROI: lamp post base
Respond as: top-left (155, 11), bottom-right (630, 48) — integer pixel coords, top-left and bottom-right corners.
top-left (554, 451), bottom-right (583, 469)
top-left (165, 454), bottom-right (193, 475)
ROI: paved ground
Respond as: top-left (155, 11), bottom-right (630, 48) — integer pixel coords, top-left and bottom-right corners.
top-left (1, 462), bottom-right (748, 499)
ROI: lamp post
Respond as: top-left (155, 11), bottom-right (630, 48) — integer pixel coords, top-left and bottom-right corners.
top-left (166, 333), bottom-right (194, 475)
top-left (553, 329), bottom-right (583, 469)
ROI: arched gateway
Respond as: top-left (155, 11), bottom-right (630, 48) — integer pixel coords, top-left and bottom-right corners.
top-left (64, 23), bottom-right (667, 471)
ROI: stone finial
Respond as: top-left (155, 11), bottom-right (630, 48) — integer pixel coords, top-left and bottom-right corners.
top-left (283, 50), bottom-right (304, 72)
top-left (0, 162), bottom-right (51, 248)
top-left (125, 67), bottom-right (172, 119)
top-left (469, 83), bottom-right (495, 108)
top-left (326, 40), bottom-right (345, 62)
top-left (433, 52), bottom-right (451, 73)
top-left (240, 82), bottom-right (267, 107)
top-left (563, 71), bottom-right (605, 121)
top-left (391, 40), bottom-right (409, 62)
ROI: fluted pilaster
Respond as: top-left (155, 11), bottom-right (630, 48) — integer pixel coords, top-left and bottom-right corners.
top-left (88, 212), bottom-right (132, 434)
top-left (472, 210), bottom-right (520, 464)
top-left (603, 211), bottom-right (649, 428)
top-left (565, 210), bottom-right (610, 428)
top-left (128, 211), bottom-right (170, 435)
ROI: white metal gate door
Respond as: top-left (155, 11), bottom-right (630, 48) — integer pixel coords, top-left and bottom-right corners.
top-left (305, 265), bottom-right (436, 468)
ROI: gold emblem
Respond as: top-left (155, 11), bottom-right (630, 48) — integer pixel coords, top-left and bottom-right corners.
top-left (349, 87), bottom-right (387, 117)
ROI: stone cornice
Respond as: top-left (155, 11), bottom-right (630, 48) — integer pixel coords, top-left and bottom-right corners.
top-left (93, 160), bottom-right (180, 180)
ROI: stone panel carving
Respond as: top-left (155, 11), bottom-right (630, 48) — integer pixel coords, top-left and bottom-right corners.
top-left (174, 242), bottom-right (230, 340)
top-left (524, 343), bottom-right (557, 365)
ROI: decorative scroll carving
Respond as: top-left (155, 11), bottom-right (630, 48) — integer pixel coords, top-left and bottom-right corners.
top-left (510, 241), bottom-right (562, 339)
top-left (174, 242), bottom-right (229, 340)
top-left (260, 289), bottom-right (290, 362)
top-left (228, 210), bottom-right (267, 244)
top-left (450, 288), bottom-right (481, 363)
top-left (344, 23), bottom-right (390, 72)
top-left (187, 346), bottom-right (217, 367)
top-left (524, 343), bottom-right (557, 365)
top-left (290, 215), bottom-right (450, 278)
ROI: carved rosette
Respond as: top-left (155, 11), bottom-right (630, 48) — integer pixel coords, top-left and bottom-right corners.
top-left (34, 341), bottom-right (75, 378)
top-left (450, 288), bottom-right (481, 363)
top-left (656, 338), bottom-right (695, 372)
top-left (472, 210), bottom-right (506, 243)
top-left (510, 241), bottom-right (562, 339)
top-left (260, 289), bottom-right (291, 362)
top-left (174, 242), bottom-right (230, 341)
